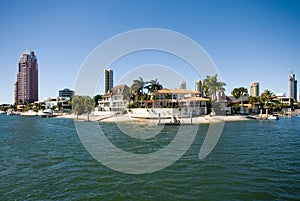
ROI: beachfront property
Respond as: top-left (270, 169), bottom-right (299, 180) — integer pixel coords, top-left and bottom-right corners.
top-left (129, 88), bottom-right (210, 118)
top-left (94, 85), bottom-right (210, 118)
top-left (224, 95), bottom-right (252, 114)
top-left (37, 97), bottom-right (71, 111)
top-left (95, 84), bottom-right (130, 114)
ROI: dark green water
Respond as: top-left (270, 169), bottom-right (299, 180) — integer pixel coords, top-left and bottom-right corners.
top-left (1, 115), bottom-right (299, 200)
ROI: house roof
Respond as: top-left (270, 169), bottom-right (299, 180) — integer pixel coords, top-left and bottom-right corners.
top-left (182, 97), bottom-right (210, 101)
top-left (275, 96), bottom-right (294, 100)
top-left (226, 96), bottom-right (249, 103)
top-left (103, 84), bottom-right (130, 97)
top-left (155, 88), bottom-right (200, 94)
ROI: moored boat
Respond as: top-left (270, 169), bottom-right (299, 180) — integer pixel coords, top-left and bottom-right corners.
top-left (267, 114), bottom-right (279, 120)
top-left (22, 110), bottom-right (38, 116)
top-left (38, 109), bottom-right (53, 118)
top-left (6, 109), bottom-right (15, 116)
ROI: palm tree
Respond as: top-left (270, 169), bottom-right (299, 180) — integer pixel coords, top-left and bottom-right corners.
top-left (231, 87), bottom-right (248, 100)
top-left (130, 77), bottom-right (145, 101)
top-left (203, 74), bottom-right (226, 101)
top-left (144, 79), bottom-right (163, 93)
top-left (231, 87), bottom-right (248, 113)
top-left (260, 89), bottom-right (275, 115)
top-left (260, 89), bottom-right (273, 106)
top-left (248, 96), bottom-right (259, 107)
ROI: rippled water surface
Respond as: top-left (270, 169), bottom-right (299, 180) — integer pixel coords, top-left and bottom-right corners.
top-left (1, 115), bottom-right (300, 200)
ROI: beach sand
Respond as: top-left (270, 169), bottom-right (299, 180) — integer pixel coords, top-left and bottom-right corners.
top-left (55, 113), bottom-right (251, 124)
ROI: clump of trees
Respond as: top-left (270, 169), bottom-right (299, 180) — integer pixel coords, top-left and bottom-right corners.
top-left (230, 88), bottom-right (292, 114)
top-left (72, 95), bottom-right (95, 121)
top-left (203, 74), bottom-right (226, 101)
top-left (129, 77), bottom-right (163, 108)
top-left (231, 87), bottom-right (248, 113)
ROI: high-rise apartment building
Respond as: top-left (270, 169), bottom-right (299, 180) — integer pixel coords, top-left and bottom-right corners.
top-left (289, 73), bottom-right (297, 101)
top-left (250, 82), bottom-right (259, 97)
top-left (14, 50), bottom-right (38, 104)
top-left (178, 80), bottom-right (186, 89)
top-left (104, 69), bottom-right (113, 94)
top-left (195, 80), bottom-right (203, 97)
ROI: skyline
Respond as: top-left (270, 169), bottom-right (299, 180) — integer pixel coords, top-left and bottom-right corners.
top-left (1, 0), bottom-right (300, 104)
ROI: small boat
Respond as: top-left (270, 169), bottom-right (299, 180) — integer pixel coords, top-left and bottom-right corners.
top-left (22, 110), bottom-right (38, 116)
top-left (267, 114), bottom-right (279, 120)
top-left (38, 109), bottom-right (52, 118)
top-left (6, 109), bottom-right (15, 116)
top-left (245, 115), bottom-right (257, 120)
top-left (0, 110), bottom-right (6, 114)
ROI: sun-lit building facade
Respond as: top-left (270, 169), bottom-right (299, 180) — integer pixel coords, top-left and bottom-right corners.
top-left (250, 82), bottom-right (259, 97)
top-left (14, 50), bottom-right (38, 104)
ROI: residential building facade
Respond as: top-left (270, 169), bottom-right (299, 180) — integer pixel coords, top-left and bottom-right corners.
top-left (97, 84), bottom-right (130, 113)
top-left (289, 73), bottom-right (297, 101)
top-left (178, 80), bottom-right (186, 89)
top-left (59, 88), bottom-right (74, 99)
top-left (14, 50), bottom-right (38, 104)
top-left (250, 82), bottom-right (259, 97)
top-left (104, 69), bottom-right (113, 94)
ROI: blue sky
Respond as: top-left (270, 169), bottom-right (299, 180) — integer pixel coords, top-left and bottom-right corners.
top-left (0, 0), bottom-right (299, 104)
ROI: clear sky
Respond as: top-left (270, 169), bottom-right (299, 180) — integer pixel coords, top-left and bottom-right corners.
top-left (0, 0), bottom-right (299, 104)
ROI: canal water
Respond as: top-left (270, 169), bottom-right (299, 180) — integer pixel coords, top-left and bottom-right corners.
top-left (0, 115), bottom-right (299, 200)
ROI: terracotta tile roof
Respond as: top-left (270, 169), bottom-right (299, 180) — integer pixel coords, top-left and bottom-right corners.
top-left (156, 88), bottom-right (200, 94)
top-left (183, 97), bottom-right (210, 101)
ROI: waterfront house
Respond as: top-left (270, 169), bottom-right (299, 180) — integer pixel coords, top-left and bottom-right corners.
top-left (96, 84), bottom-right (130, 114)
top-left (147, 88), bottom-right (209, 116)
top-left (38, 97), bottom-right (71, 112)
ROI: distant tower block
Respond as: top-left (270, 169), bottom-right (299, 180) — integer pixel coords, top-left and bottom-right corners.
top-left (178, 80), bottom-right (186, 89)
top-left (14, 50), bottom-right (38, 104)
top-left (104, 69), bottom-right (113, 94)
top-left (195, 80), bottom-right (203, 97)
top-left (289, 73), bottom-right (297, 100)
top-left (250, 82), bottom-right (259, 97)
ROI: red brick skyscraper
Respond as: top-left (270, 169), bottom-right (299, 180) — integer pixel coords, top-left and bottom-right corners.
top-left (14, 50), bottom-right (38, 104)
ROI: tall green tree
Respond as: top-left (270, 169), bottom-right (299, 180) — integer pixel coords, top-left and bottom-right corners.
top-left (248, 96), bottom-right (259, 107)
top-left (33, 102), bottom-right (41, 112)
top-left (84, 96), bottom-right (94, 121)
top-left (231, 87), bottom-right (248, 100)
top-left (203, 74), bottom-right (226, 101)
top-left (260, 89), bottom-right (275, 111)
top-left (57, 102), bottom-right (63, 111)
top-left (144, 79), bottom-right (163, 94)
top-left (72, 96), bottom-right (85, 120)
top-left (231, 87), bottom-right (248, 114)
top-left (94, 94), bottom-right (103, 107)
top-left (130, 77), bottom-right (145, 97)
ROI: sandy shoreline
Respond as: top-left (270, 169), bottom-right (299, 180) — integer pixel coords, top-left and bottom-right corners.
top-left (54, 113), bottom-right (253, 124)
